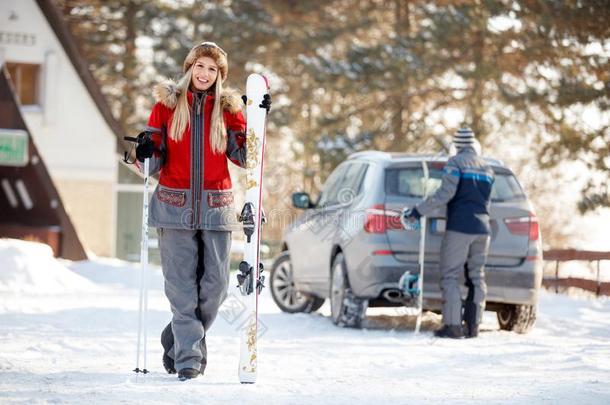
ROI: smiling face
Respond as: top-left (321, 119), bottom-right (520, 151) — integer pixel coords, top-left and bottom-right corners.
top-left (191, 56), bottom-right (219, 91)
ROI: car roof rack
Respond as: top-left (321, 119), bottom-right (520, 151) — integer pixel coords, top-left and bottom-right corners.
top-left (349, 150), bottom-right (505, 166)
top-left (483, 157), bottom-right (505, 166)
top-left (348, 150), bottom-right (393, 160)
top-left (390, 152), bottom-right (446, 160)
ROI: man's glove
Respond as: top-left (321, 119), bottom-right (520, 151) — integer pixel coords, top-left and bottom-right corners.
top-left (405, 207), bottom-right (422, 220)
top-left (401, 207), bottom-right (422, 230)
top-left (135, 133), bottom-right (155, 162)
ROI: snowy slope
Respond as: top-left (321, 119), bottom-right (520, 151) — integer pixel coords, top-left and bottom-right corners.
top-left (0, 239), bottom-right (609, 404)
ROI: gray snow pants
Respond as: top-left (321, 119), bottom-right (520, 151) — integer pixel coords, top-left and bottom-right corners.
top-left (158, 228), bottom-right (231, 371)
top-left (439, 230), bottom-right (490, 326)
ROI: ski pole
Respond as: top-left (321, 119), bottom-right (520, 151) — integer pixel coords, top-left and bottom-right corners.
top-left (415, 159), bottom-right (429, 334)
top-left (134, 156), bottom-right (150, 374)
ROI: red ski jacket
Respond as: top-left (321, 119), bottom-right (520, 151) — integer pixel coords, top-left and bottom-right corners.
top-left (139, 80), bottom-right (246, 231)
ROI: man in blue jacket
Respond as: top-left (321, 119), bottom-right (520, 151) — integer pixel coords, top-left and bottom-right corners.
top-left (403, 128), bottom-right (494, 338)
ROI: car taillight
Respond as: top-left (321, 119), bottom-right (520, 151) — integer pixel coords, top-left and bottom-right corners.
top-left (364, 204), bottom-right (403, 233)
top-left (529, 214), bottom-right (540, 241)
top-left (372, 249), bottom-right (394, 255)
top-left (504, 212), bottom-right (539, 241)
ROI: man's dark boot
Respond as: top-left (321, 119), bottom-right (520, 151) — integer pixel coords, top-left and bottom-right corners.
top-left (434, 324), bottom-right (464, 339)
top-left (463, 301), bottom-right (479, 338)
top-left (178, 368), bottom-right (199, 381)
top-left (463, 323), bottom-right (479, 338)
top-left (161, 323), bottom-right (176, 374)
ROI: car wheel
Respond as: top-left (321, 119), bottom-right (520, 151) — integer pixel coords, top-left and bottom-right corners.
top-left (270, 252), bottom-right (324, 313)
top-left (329, 252), bottom-right (366, 328)
top-left (497, 304), bottom-right (537, 334)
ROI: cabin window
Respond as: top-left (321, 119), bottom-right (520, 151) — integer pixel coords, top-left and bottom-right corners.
top-left (6, 62), bottom-right (40, 106)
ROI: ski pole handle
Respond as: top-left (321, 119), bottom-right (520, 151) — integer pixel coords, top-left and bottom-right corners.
top-left (124, 131), bottom-right (152, 144)
top-left (124, 136), bottom-right (139, 143)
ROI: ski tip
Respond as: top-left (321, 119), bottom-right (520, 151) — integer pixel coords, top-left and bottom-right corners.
top-left (247, 73), bottom-right (270, 91)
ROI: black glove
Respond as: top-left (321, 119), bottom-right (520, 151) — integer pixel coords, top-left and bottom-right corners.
top-left (259, 94), bottom-right (271, 112)
top-left (406, 207), bottom-right (422, 220)
top-left (400, 207), bottom-right (422, 230)
top-left (135, 133), bottom-right (155, 162)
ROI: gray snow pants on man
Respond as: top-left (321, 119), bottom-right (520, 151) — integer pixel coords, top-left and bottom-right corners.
top-left (439, 230), bottom-right (490, 326)
top-left (158, 228), bottom-right (231, 371)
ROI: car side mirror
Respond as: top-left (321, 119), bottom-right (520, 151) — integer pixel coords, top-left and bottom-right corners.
top-left (292, 192), bottom-right (313, 209)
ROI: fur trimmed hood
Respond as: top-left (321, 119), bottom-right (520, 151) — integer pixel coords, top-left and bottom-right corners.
top-left (153, 79), bottom-right (242, 114)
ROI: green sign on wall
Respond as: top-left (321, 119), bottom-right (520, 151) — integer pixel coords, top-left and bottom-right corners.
top-left (0, 129), bottom-right (29, 167)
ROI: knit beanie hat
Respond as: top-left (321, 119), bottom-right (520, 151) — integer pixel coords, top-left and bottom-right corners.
top-left (182, 42), bottom-right (228, 82)
top-left (453, 127), bottom-right (476, 150)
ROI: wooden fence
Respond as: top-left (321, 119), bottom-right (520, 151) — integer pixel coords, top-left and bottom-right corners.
top-left (542, 249), bottom-right (610, 297)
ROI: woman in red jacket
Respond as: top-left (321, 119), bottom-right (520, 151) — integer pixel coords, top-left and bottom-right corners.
top-left (136, 42), bottom-right (247, 381)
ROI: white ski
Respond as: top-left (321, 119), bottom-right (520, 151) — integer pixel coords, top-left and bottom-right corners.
top-left (399, 159), bottom-right (430, 334)
top-left (414, 159), bottom-right (429, 334)
top-left (237, 73), bottom-right (269, 384)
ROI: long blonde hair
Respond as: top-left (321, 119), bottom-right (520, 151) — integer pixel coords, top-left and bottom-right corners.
top-left (168, 69), bottom-right (227, 153)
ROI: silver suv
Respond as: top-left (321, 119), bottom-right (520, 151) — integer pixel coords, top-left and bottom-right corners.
top-left (270, 151), bottom-right (543, 333)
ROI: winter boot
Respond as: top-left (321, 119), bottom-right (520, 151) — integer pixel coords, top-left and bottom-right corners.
top-left (434, 324), bottom-right (464, 339)
top-left (462, 301), bottom-right (479, 338)
top-left (178, 368), bottom-right (199, 381)
top-left (161, 323), bottom-right (207, 375)
top-left (161, 323), bottom-right (176, 374)
top-left (463, 323), bottom-right (479, 338)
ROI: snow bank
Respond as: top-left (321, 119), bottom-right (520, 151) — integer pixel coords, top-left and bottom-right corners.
top-left (0, 238), bottom-right (99, 294)
top-left (65, 256), bottom-right (164, 291)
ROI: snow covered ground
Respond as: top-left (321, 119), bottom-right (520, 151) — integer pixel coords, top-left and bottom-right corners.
top-left (1, 239), bottom-right (609, 404)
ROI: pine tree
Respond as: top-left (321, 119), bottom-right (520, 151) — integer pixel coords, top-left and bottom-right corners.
top-left (58, 0), bottom-right (156, 135)
top-left (58, 0), bottom-right (610, 245)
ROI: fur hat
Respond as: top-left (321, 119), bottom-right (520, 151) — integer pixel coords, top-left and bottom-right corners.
top-left (453, 127), bottom-right (476, 149)
top-left (182, 42), bottom-right (228, 82)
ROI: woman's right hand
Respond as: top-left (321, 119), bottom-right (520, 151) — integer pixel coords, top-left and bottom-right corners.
top-left (136, 133), bottom-right (155, 162)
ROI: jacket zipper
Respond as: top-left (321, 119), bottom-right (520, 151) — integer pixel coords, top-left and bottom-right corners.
top-left (200, 94), bottom-right (206, 228)
top-left (193, 93), bottom-right (206, 229)
top-left (189, 97), bottom-right (196, 228)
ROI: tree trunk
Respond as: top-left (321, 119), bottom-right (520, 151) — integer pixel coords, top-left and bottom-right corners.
top-left (119, 0), bottom-right (138, 134)
top-left (393, 0), bottom-right (410, 151)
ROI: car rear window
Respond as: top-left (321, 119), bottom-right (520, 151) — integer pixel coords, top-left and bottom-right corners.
top-left (490, 170), bottom-right (526, 202)
top-left (385, 166), bottom-right (526, 202)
